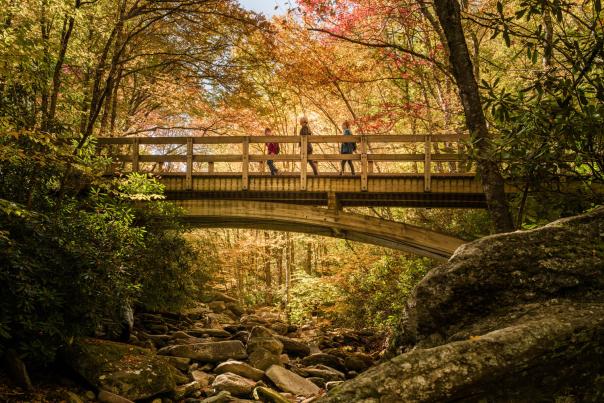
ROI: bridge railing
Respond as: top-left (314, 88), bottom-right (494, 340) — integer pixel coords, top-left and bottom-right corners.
top-left (97, 134), bottom-right (469, 192)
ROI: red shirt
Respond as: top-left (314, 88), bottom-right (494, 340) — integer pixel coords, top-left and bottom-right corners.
top-left (266, 142), bottom-right (280, 155)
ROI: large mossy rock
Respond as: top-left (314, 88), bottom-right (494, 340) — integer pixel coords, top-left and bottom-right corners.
top-left (64, 338), bottom-right (176, 401)
top-left (394, 206), bottom-right (604, 350)
top-left (318, 208), bottom-right (604, 402)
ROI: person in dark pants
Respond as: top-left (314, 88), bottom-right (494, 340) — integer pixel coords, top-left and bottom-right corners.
top-left (340, 120), bottom-right (356, 175)
top-left (265, 128), bottom-right (279, 175)
top-left (299, 116), bottom-right (319, 175)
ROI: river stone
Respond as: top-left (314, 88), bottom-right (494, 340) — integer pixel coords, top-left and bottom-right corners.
top-left (265, 365), bottom-right (321, 397)
top-left (247, 347), bottom-right (281, 370)
top-left (187, 328), bottom-right (231, 338)
top-left (274, 335), bottom-right (310, 357)
top-left (214, 360), bottom-right (264, 381)
top-left (302, 365), bottom-right (345, 382)
top-left (64, 338), bottom-right (175, 401)
top-left (247, 337), bottom-right (283, 355)
top-left (200, 390), bottom-right (232, 403)
top-left (252, 386), bottom-right (291, 403)
top-left (162, 356), bottom-right (191, 371)
top-left (300, 353), bottom-right (345, 372)
top-left (158, 340), bottom-right (247, 362)
top-left (211, 373), bottom-right (256, 396)
top-left (173, 380), bottom-right (201, 400)
top-left (191, 370), bottom-right (213, 387)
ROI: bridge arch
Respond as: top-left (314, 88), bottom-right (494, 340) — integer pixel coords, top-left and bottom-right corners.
top-left (176, 200), bottom-right (465, 261)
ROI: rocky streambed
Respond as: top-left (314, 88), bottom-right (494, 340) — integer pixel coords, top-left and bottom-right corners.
top-left (50, 293), bottom-right (382, 403)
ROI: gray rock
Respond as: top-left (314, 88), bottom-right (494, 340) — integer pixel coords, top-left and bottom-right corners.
top-left (392, 207), bottom-right (604, 351)
top-left (318, 303), bottom-right (604, 402)
top-left (187, 328), bottom-right (231, 338)
top-left (64, 338), bottom-right (175, 401)
top-left (162, 356), bottom-right (191, 371)
top-left (247, 347), bottom-right (281, 371)
top-left (302, 365), bottom-right (345, 382)
top-left (252, 386), bottom-right (291, 403)
top-left (211, 372), bottom-right (256, 396)
top-left (158, 340), bottom-right (247, 362)
top-left (173, 381), bottom-right (202, 400)
top-left (191, 370), bottom-right (213, 387)
top-left (300, 353), bottom-right (345, 372)
top-left (265, 365), bottom-right (321, 397)
top-left (317, 209), bottom-right (604, 402)
top-left (199, 390), bottom-right (232, 403)
top-left (274, 335), bottom-right (310, 357)
top-left (214, 360), bottom-right (264, 381)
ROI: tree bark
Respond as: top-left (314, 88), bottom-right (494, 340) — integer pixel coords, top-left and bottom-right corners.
top-left (432, 0), bottom-right (514, 232)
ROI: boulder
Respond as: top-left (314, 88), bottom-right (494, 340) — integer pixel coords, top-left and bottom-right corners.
top-left (64, 338), bottom-right (175, 401)
top-left (211, 373), bottom-right (256, 396)
top-left (392, 207), bottom-right (604, 351)
top-left (214, 360), bottom-right (264, 381)
top-left (318, 302), bottom-right (604, 402)
top-left (265, 365), bottom-right (321, 397)
top-left (318, 209), bottom-right (604, 402)
top-left (158, 340), bottom-right (247, 362)
top-left (274, 335), bottom-right (310, 357)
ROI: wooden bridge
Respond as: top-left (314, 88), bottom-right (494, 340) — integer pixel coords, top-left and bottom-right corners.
top-left (98, 133), bottom-right (486, 260)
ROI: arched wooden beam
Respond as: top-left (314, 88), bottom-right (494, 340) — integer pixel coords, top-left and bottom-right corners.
top-left (175, 200), bottom-right (465, 261)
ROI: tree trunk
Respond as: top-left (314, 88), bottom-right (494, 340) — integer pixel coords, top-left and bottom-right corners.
top-left (432, 0), bottom-right (514, 232)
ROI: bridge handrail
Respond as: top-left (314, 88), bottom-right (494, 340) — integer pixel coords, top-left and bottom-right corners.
top-left (97, 134), bottom-right (469, 192)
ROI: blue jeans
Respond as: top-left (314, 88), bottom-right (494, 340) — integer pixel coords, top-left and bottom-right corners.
top-left (267, 160), bottom-right (278, 175)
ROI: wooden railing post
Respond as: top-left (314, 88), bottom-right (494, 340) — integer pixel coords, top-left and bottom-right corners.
top-left (208, 162), bottom-right (214, 173)
top-left (300, 135), bottom-right (307, 191)
top-left (242, 136), bottom-right (249, 190)
top-left (360, 135), bottom-right (368, 191)
top-left (132, 138), bottom-right (139, 172)
top-left (424, 134), bottom-right (432, 192)
top-left (186, 137), bottom-right (193, 190)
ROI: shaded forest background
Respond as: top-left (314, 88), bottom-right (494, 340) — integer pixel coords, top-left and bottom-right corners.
top-left (0, 0), bottom-right (602, 366)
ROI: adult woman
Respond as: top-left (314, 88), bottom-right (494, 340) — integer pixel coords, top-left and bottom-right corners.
top-left (299, 116), bottom-right (318, 175)
top-left (340, 120), bottom-right (356, 175)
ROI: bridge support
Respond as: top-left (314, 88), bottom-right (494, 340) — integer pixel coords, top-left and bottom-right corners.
top-left (175, 200), bottom-right (465, 261)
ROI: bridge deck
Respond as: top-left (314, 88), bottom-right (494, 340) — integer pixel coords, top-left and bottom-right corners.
top-left (161, 173), bottom-right (490, 208)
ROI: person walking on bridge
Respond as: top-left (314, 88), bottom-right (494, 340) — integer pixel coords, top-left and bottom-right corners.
top-left (299, 116), bottom-right (319, 175)
top-left (339, 120), bottom-right (356, 175)
top-left (265, 128), bottom-right (279, 175)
